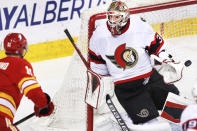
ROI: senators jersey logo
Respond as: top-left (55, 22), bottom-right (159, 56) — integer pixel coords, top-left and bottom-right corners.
top-left (106, 43), bottom-right (138, 69)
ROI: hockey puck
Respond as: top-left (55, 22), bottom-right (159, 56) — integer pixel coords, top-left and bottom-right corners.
top-left (184, 60), bottom-right (192, 67)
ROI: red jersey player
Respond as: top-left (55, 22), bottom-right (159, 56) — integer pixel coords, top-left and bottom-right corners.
top-left (0, 33), bottom-right (54, 131)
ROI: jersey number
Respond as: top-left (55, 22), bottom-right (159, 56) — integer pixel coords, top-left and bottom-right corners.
top-left (188, 120), bottom-right (197, 128)
top-left (25, 66), bottom-right (33, 76)
top-left (183, 120), bottom-right (197, 130)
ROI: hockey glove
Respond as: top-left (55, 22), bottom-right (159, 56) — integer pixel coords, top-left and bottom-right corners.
top-left (151, 52), bottom-right (184, 84)
top-left (34, 93), bottom-right (54, 117)
top-left (152, 51), bottom-right (173, 66)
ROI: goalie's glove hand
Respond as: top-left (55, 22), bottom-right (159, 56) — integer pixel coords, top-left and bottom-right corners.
top-left (151, 51), bottom-right (174, 66)
top-left (151, 52), bottom-right (184, 84)
top-left (158, 51), bottom-right (174, 63)
top-left (34, 93), bottom-right (54, 117)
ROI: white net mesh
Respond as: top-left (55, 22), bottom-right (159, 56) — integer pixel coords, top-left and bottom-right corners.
top-left (48, 55), bottom-right (88, 130)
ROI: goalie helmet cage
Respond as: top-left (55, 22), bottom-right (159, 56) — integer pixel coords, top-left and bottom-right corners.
top-left (40, 0), bottom-right (197, 131)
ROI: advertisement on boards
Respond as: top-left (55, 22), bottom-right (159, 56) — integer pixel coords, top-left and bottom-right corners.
top-left (0, 0), bottom-right (110, 61)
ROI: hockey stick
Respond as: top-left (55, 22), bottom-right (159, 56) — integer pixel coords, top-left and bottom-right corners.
top-left (106, 94), bottom-right (130, 131)
top-left (13, 112), bottom-right (35, 126)
top-left (64, 29), bottom-right (89, 68)
top-left (64, 29), bottom-right (130, 131)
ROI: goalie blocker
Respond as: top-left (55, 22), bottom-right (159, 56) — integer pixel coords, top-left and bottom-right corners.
top-left (85, 69), bottom-right (113, 109)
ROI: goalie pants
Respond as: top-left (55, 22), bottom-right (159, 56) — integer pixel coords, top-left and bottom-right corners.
top-left (114, 69), bottom-right (179, 124)
top-left (0, 115), bottom-right (19, 131)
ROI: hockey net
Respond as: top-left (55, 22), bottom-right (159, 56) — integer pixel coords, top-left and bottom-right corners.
top-left (21, 0), bottom-right (197, 131)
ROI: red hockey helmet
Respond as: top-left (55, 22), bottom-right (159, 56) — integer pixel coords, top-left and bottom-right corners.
top-left (4, 33), bottom-right (28, 56)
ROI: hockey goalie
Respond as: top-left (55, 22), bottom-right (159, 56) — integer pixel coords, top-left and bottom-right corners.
top-left (84, 1), bottom-right (192, 130)
top-left (81, 0), bottom-right (197, 131)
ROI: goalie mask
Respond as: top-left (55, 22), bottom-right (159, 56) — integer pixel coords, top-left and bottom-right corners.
top-left (107, 1), bottom-right (130, 35)
top-left (4, 33), bottom-right (28, 58)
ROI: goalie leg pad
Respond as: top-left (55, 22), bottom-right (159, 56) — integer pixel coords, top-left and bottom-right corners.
top-left (146, 69), bottom-right (180, 110)
top-left (115, 79), bottom-right (159, 124)
top-left (160, 92), bottom-right (195, 123)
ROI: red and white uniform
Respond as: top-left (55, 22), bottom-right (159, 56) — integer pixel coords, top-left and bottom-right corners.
top-left (181, 104), bottom-right (197, 131)
top-left (89, 15), bottom-right (165, 85)
top-left (0, 57), bottom-right (48, 127)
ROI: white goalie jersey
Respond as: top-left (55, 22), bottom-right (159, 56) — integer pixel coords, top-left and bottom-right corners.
top-left (88, 15), bottom-right (166, 84)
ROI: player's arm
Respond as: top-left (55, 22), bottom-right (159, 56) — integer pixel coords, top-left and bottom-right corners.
top-left (138, 17), bottom-right (167, 57)
top-left (88, 49), bottom-right (109, 75)
top-left (143, 24), bottom-right (172, 63)
top-left (17, 61), bottom-right (54, 117)
top-left (88, 33), bottom-right (109, 76)
top-left (145, 32), bottom-right (165, 56)
top-left (144, 29), bottom-right (190, 84)
top-left (142, 24), bottom-right (184, 84)
top-left (86, 33), bottom-right (112, 108)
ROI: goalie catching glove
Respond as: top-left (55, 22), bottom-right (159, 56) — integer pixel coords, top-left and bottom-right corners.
top-left (34, 93), bottom-right (54, 117)
top-left (151, 51), bottom-right (185, 84)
